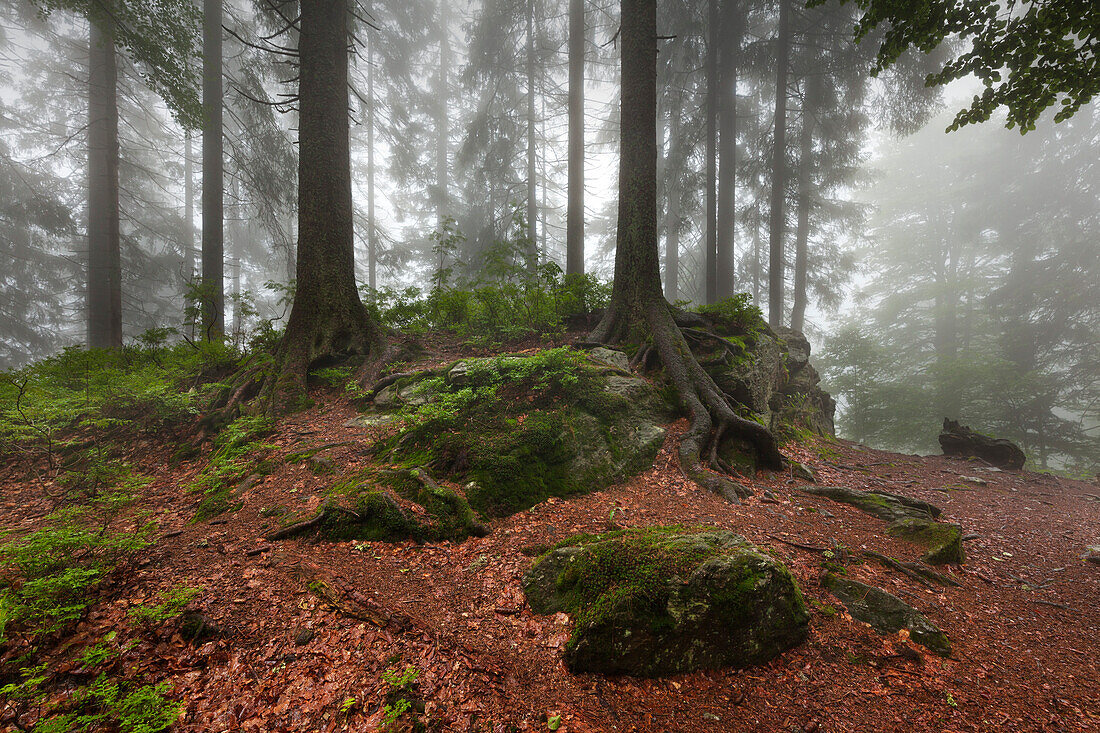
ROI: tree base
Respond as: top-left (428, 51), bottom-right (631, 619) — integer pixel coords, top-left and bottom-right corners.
top-left (590, 297), bottom-right (783, 501)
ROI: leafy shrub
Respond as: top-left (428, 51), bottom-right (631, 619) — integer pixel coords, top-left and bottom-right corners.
top-left (362, 218), bottom-right (610, 343)
top-left (693, 294), bottom-right (766, 337)
top-left (128, 585), bottom-right (202, 627)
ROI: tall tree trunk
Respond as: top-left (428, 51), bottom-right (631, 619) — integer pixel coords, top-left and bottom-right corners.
top-left (663, 89), bottom-right (682, 301)
top-left (790, 73), bottom-right (820, 333)
top-left (767, 0), bottom-right (791, 328)
top-left (202, 0), bottom-right (224, 340)
top-left (525, 0), bottom-right (537, 268)
top-left (592, 0), bottom-right (782, 498)
top-left (716, 3), bottom-right (741, 300)
top-left (87, 13), bottom-right (122, 349)
top-left (245, 0), bottom-right (381, 414)
top-left (437, 0), bottom-right (449, 226)
top-left (704, 0), bottom-right (718, 304)
top-left (367, 0), bottom-right (377, 290)
top-left (231, 175), bottom-right (243, 340)
top-left (184, 131), bottom-right (195, 282)
top-left (566, 0), bottom-right (585, 275)
top-left (752, 208), bottom-right (760, 303)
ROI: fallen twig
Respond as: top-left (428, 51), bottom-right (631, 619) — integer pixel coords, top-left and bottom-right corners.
top-left (767, 535), bottom-right (827, 553)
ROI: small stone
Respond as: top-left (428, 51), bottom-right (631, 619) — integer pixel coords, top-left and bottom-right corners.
top-left (791, 462), bottom-right (817, 483)
top-left (587, 347), bottom-right (630, 372)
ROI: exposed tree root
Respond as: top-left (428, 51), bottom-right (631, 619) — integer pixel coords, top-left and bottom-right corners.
top-left (591, 299), bottom-right (783, 503)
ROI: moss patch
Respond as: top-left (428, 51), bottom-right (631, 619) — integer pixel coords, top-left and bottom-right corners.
top-left (377, 348), bottom-right (672, 517)
top-left (523, 528), bottom-right (809, 676)
top-left (886, 519), bottom-right (965, 565)
top-left (315, 468), bottom-right (485, 543)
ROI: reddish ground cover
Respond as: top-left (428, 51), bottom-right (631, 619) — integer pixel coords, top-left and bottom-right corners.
top-left (2, 357), bottom-right (1098, 733)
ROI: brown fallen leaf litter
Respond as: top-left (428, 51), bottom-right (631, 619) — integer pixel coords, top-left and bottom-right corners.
top-left (2, 351), bottom-right (1098, 732)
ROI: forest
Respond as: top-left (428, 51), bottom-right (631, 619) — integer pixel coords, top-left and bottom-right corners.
top-left (0, 0), bottom-right (1097, 731)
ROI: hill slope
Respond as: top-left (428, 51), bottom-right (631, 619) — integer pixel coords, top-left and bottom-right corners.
top-left (1, 350), bottom-right (1098, 732)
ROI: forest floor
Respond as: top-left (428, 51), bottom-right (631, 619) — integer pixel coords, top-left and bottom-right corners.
top-left (2, 338), bottom-right (1099, 733)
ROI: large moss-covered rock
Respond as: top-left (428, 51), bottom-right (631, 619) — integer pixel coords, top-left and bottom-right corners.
top-left (686, 307), bottom-right (835, 439)
top-left (376, 348), bottom-right (674, 518)
top-left (822, 573), bottom-right (951, 656)
top-left (523, 529), bottom-right (809, 676)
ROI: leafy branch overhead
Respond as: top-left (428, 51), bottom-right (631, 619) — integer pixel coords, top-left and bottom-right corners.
top-left (30, 0), bottom-right (202, 125)
top-left (828, 0), bottom-right (1100, 131)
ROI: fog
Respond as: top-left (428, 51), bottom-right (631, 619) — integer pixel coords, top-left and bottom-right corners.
top-left (0, 0), bottom-right (1096, 471)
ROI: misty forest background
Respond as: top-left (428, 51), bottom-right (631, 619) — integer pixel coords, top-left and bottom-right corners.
top-left (0, 0), bottom-right (1097, 472)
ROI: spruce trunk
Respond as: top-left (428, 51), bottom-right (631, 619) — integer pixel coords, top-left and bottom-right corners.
top-left (87, 14), bottom-right (121, 349)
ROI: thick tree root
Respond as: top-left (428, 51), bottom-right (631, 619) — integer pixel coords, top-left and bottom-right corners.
top-left (591, 299), bottom-right (783, 502)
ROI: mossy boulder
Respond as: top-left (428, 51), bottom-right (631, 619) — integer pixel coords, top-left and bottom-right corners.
top-left (687, 316), bottom-right (835, 439)
top-left (377, 348), bottom-right (675, 517)
top-left (822, 573), bottom-right (951, 656)
top-left (886, 518), bottom-right (965, 565)
top-left (523, 529), bottom-right (809, 676)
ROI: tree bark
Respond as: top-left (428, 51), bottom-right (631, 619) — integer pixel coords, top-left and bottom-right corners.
top-left (525, 0), bottom-right (538, 268)
top-left (246, 0), bottom-right (382, 414)
top-left (87, 13), bottom-right (122, 350)
top-left (566, 0), bottom-right (585, 276)
top-left (790, 73), bottom-right (820, 333)
top-left (704, 0), bottom-right (718, 304)
top-left (184, 131), bottom-right (195, 283)
top-left (202, 0), bottom-right (224, 340)
top-left (663, 89), bottom-right (682, 301)
top-left (367, 0), bottom-right (377, 290)
top-left (716, 3), bottom-right (741, 301)
top-left (436, 0), bottom-right (449, 227)
top-left (592, 0), bottom-right (782, 499)
top-left (767, 0), bottom-right (791, 328)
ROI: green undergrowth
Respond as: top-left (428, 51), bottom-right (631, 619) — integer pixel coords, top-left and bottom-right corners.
top-left (190, 414), bottom-right (277, 521)
top-left (0, 497), bottom-right (183, 732)
top-left (692, 294), bottom-right (767, 338)
top-left (378, 348), bottom-right (664, 517)
top-left (0, 509), bottom-right (153, 645)
top-left (0, 341), bottom-right (243, 464)
top-left (362, 216), bottom-right (610, 344)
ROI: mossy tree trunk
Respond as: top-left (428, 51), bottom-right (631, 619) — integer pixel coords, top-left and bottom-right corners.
top-left (591, 0), bottom-right (782, 499)
top-left (253, 0), bottom-right (382, 413)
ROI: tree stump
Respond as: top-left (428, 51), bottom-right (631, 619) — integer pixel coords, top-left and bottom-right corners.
top-left (938, 419), bottom-right (1025, 471)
